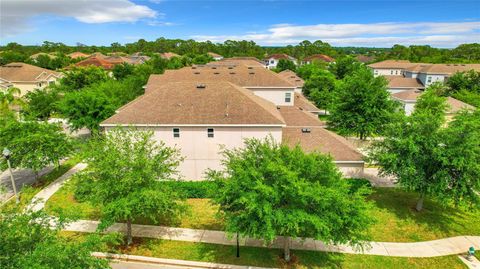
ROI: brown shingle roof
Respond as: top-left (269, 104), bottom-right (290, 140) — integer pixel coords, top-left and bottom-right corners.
top-left (265, 53), bottom-right (296, 60)
top-left (446, 97), bottom-right (476, 113)
top-left (416, 64), bottom-right (480, 75)
top-left (356, 55), bottom-right (375, 63)
top-left (368, 60), bottom-right (415, 69)
top-left (68, 52), bottom-right (90, 59)
top-left (211, 57), bottom-right (265, 67)
top-left (101, 81), bottom-right (285, 126)
top-left (294, 93), bottom-right (321, 112)
top-left (277, 106), bottom-right (325, 127)
top-left (392, 90), bottom-right (475, 113)
top-left (391, 90), bottom-right (422, 102)
top-left (207, 52), bottom-right (222, 58)
top-left (158, 52), bottom-right (180, 59)
top-left (146, 65), bottom-right (295, 93)
top-left (385, 76), bottom-right (424, 89)
top-left (304, 54), bottom-right (334, 62)
top-left (74, 57), bottom-right (115, 70)
top-left (282, 127), bottom-right (363, 162)
top-left (0, 62), bottom-right (61, 82)
top-left (278, 70), bottom-right (304, 87)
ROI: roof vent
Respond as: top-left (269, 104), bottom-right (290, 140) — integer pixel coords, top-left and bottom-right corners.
top-left (214, 72), bottom-right (220, 75)
top-left (461, 64), bottom-right (466, 66)
top-left (228, 67), bottom-right (234, 69)
top-left (194, 72), bottom-right (200, 74)
top-left (301, 128), bottom-right (311, 133)
top-left (192, 66), bottom-right (197, 69)
top-left (249, 72), bottom-right (255, 75)
top-left (212, 67), bottom-right (217, 69)
top-left (247, 67), bottom-right (253, 69)
top-left (196, 84), bottom-right (206, 89)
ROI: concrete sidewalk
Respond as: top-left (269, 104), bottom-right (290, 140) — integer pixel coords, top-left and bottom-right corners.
top-left (27, 163), bottom-right (87, 212)
top-left (28, 162), bottom-right (479, 259)
top-left (64, 220), bottom-right (480, 258)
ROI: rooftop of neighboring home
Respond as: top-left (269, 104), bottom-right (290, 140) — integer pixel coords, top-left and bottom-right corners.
top-left (304, 54), bottom-right (335, 63)
top-left (392, 90), bottom-right (475, 113)
top-left (145, 65), bottom-right (295, 92)
top-left (89, 52), bottom-right (107, 58)
top-left (74, 56), bottom-right (115, 70)
top-left (293, 93), bottom-right (321, 113)
top-left (356, 55), bottom-right (375, 63)
top-left (0, 62), bottom-right (62, 82)
top-left (282, 127), bottom-right (363, 162)
top-left (207, 52), bottom-right (223, 58)
top-left (277, 105), bottom-right (325, 127)
top-left (68, 52), bottom-right (90, 59)
top-left (158, 52), bottom-right (180, 59)
top-left (278, 70), bottom-right (304, 87)
top-left (406, 63), bottom-right (480, 75)
top-left (265, 53), bottom-right (296, 61)
top-left (384, 76), bottom-right (425, 89)
top-left (101, 81), bottom-right (285, 126)
top-left (30, 52), bottom-right (57, 60)
top-left (368, 60), bottom-right (416, 69)
top-left (208, 57), bottom-right (265, 67)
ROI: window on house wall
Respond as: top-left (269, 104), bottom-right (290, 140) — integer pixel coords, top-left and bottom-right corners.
top-left (173, 128), bottom-right (180, 138)
top-left (285, 92), bottom-right (292, 103)
top-left (207, 128), bottom-right (214, 138)
top-left (271, 60), bottom-right (275, 64)
top-left (427, 76), bottom-right (432, 83)
top-left (390, 70), bottom-right (394, 75)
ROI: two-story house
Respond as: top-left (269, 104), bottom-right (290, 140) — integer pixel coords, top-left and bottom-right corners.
top-left (264, 54), bottom-right (297, 70)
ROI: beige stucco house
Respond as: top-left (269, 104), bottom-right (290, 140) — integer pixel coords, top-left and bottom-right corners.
top-left (101, 61), bottom-right (365, 180)
top-left (0, 62), bottom-right (63, 96)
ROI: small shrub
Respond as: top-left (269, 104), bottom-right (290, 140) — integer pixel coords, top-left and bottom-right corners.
top-left (164, 180), bottom-right (217, 198)
top-left (348, 178), bottom-right (372, 193)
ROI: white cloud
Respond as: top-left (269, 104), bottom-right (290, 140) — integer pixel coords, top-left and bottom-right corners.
top-left (192, 21), bottom-right (480, 47)
top-left (1, 0), bottom-right (157, 37)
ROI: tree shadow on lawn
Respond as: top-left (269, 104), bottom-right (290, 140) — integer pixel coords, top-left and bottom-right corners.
top-left (368, 187), bottom-right (479, 240)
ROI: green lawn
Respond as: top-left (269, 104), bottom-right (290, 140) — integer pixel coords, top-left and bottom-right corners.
top-left (46, 181), bottom-right (480, 242)
top-left (63, 232), bottom-right (466, 269)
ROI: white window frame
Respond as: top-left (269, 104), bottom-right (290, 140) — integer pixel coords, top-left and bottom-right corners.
top-left (173, 128), bottom-right (180, 138)
top-left (285, 92), bottom-right (292, 103)
top-left (207, 128), bottom-right (214, 138)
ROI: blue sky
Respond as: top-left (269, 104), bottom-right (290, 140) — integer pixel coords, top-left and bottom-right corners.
top-left (1, 0), bottom-right (479, 47)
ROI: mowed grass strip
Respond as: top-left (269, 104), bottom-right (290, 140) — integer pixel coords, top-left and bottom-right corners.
top-left (47, 180), bottom-right (480, 242)
top-left (63, 232), bottom-right (467, 269)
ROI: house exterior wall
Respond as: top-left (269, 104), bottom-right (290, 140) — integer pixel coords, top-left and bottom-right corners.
top-left (336, 162), bottom-right (364, 178)
top-left (373, 68), bottom-right (404, 77)
top-left (418, 73), bottom-right (446, 87)
top-left (403, 101), bottom-right (416, 115)
top-left (104, 126), bottom-right (283, 180)
top-left (10, 77), bottom-right (60, 96)
top-left (247, 87), bottom-right (295, 106)
top-left (404, 71), bottom-right (419, 78)
top-left (265, 58), bottom-right (278, 69)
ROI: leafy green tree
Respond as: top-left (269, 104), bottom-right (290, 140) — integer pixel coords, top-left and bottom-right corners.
top-left (369, 90), bottom-right (448, 211)
top-left (58, 89), bottom-right (116, 132)
top-left (209, 137), bottom-right (373, 262)
top-left (81, 128), bottom-right (187, 245)
top-left (0, 50), bottom-right (28, 65)
top-left (446, 70), bottom-right (480, 95)
top-left (112, 63), bottom-right (135, 80)
top-left (0, 87), bottom-right (22, 115)
top-left (22, 88), bottom-right (60, 120)
top-left (275, 59), bottom-right (297, 72)
top-left (59, 66), bottom-right (109, 92)
top-left (328, 66), bottom-right (398, 139)
top-left (0, 120), bottom-right (73, 179)
top-left (329, 56), bottom-right (362, 79)
top-left (296, 63), bottom-right (326, 80)
top-left (302, 69), bottom-right (336, 111)
top-left (0, 207), bottom-right (114, 269)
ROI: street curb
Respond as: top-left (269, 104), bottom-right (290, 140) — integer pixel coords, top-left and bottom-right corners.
top-left (92, 252), bottom-right (278, 269)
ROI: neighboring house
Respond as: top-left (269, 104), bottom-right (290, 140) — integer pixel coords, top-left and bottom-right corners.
top-left (74, 56), bottom-right (115, 70)
top-left (404, 63), bottom-right (480, 87)
top-left (0, 62), bottom-right (63, 96)
top-left (264, 54), bottom-right (297, 70)
top-left (278, 70), bottom-right (304, 93)
top-left (101, 63), bottom-right (364, 179)
top-left (368, 60), bottom-right (416, 77)
top-left (392, 90), bottom-right (474, 117)
top-left (356, 55), bottom-right (375, 64)
top-left (302, 54), bottom-right (334, 65)
top-left (145, 64), bottom-right (297, 106)
top-left (89, 52), bottom-right (107, 58)
top-left (384, 75), bottom-right (425, 94)
top-left (207, 52), bottom-right (223, 61)
top-left (209, 57), bottom-right (266, 68)
top-left (158, 52), bottom-right (181, 60)
top-left (68, 52), bottom-right (90, 59)
top-left (30, 52), bottom-right (57, 61)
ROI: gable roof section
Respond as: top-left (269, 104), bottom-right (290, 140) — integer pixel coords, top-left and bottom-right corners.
top-left (282, 127), bottom-right (363, 162)
top-left (208, 52), bottom-right (222, 58)
top-left (392, 90), bottom-right (475, 113)
top-left (0, 62), bottom-right (61, 82)
top-left (146, 65), bottom-right (295, 92)
top-left (294, 93), bottom-right (321, 112)
top-left (368, 60), bottom-right (415, 69)
top-left (304, 54), bottom-right (334, 62)
top-left (211, 57), bottom-right (266, 67)
top-left (277, 106), bottom-right (325, 127)
top-left (385, 76), bottom-right (424, 89)
top-left (101, 81), bottom-right (285, 126)
top-left (158, 52), bottom-right (180, 59)
top-left (265, 53), bottom-right (296, 61)
top-left (74, 57), bottom-right (115, 70)
top-left (278, 70), bottom-right (304, 87)
top-left (68, 52), bottom-right (90, 59)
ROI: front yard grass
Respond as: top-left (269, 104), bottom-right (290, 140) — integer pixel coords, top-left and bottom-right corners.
top-left (46, 180), bottom-right (480, 243)
top-left (63, 232), bottom-right (467, 269)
